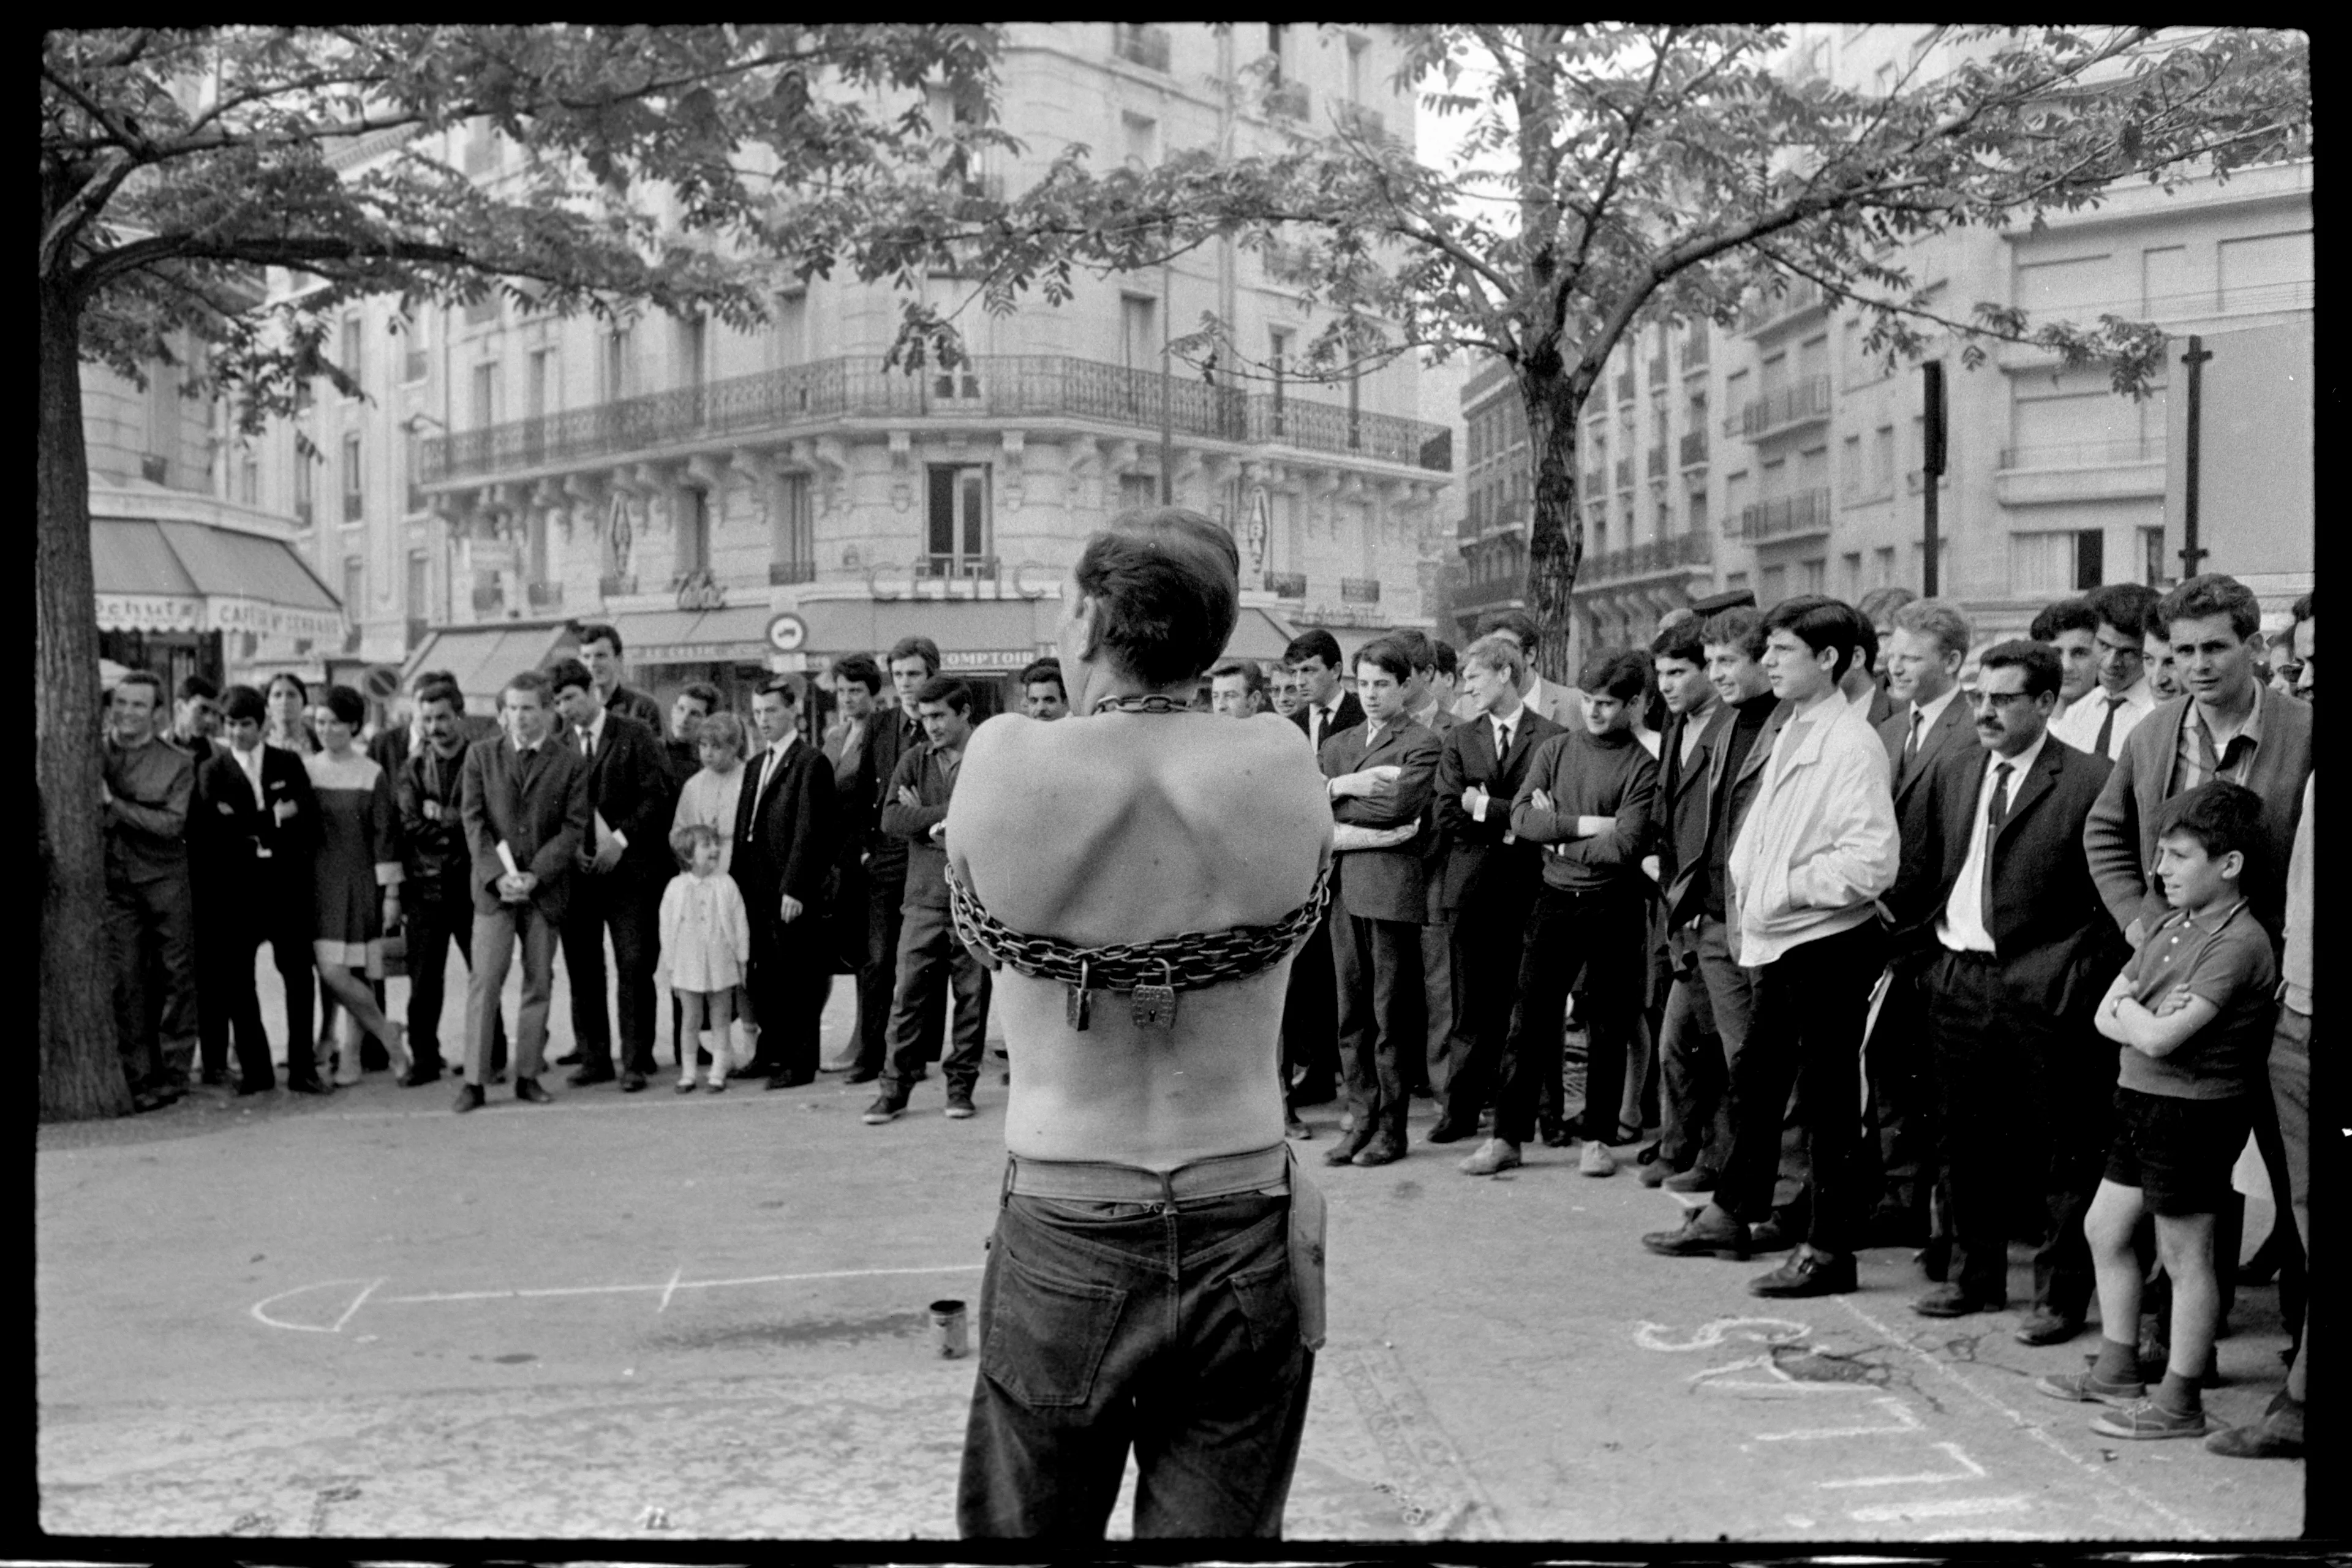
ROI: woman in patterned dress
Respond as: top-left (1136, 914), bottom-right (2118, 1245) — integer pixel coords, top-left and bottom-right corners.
top-left (304, 685), bottom-right (409, 1084)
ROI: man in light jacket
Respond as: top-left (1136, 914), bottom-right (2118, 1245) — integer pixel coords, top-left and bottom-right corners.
top-left (1643, 595), bottom-right (1898, 1299)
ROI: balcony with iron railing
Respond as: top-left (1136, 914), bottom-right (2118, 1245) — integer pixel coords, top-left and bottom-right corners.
top-left (1739, 374), bottom-right (1833, 440)
top-left (1576, 530), bottom-right (1713, 586)
top-left (423, 353), bottom-right (1453, 485)
top-left (1340, 576), bottom-right (1381, 605)
top-left (1740, 276), bottom-right (1826, 334)
top-left (1733, 488), bottom-right (1834, 543)
top-left (1997, 435), bottom-right (2165, 470)
top-left (1111, 23), bottom-right (1170, 72)
top-left (1679, 430), bottom-right (1709, 469)
top-left (1264, 570), bottom-right (1307, 598)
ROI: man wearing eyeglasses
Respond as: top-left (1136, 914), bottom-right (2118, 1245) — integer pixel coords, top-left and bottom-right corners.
top-left (2049, 584), bottom-right (2162, 761)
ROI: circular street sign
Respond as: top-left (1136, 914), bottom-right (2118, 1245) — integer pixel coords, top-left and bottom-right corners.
top-left (766, 611), bottom-right (809, 654)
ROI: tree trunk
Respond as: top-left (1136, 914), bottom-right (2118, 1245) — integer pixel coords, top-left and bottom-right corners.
top-left (37, 270), bottom-right (134, 1121)
top-left (1521, 382), bottom-right (1585, 686)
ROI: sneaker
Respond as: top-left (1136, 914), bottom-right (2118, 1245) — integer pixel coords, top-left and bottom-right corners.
top-left (944, 1091), bottom-right (976, 1120)
top-left (2090, 1398), bottom-right (2207, 1440)
top-left (862, 1095), bottom-right (905, 1125)
top-left (1578, 1140), bottom-right (1617, 1178)
top-left (1457, 1137), bottom-right (1523, 1176)
top-left (2034, 1368), bottom-right (2147, 1407)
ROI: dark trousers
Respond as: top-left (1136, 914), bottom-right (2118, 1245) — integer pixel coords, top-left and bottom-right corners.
top-left (405, 877), bottom-right (505, 1076)
top-left (195, 873), bottom-right (312, 1088)
top-left (1330, 910), bottom-right (1419, 1142)
top-left (1861, 960), bottom-right (1940, 1238)
top-left (748, 910), bottom-right (835, 1085)
top-left (957, 1190), bottom-right (1311, 1539)
top-left (880, 900), bottom-right (990, 1095)
top-left (1717, 919), bottom-right (1883, 1252)
top-left (105, 869), bottom-right (200, 1093)
top-left (1692, 914), bottom-right (1809, 1213)
top-left (853, 870), bottom-right (907, 1076)
top-left (1438, 871), bottom-right (1540, 1130)
top-left (1415, 918), bottom-right (1460, 1096)
top-left (1655, 956), bottom-right (1723, 1172)
top-left (1281, 910), bottom-right (1341, 1099)
top-left (1924, 951), bottom-right (2113, 1313)
top-left (561, 872), bottom-right (659, 1076)
top-left (1494, 881), bottom-right (1643, 1147)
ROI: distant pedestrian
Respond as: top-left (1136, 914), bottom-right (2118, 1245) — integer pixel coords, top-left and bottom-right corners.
top-left (660, 822), bottom-right (751, 1092)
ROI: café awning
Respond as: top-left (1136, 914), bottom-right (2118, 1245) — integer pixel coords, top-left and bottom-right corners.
top-left (402, 621), bottom-right (575, 707)
top-left (91, 517), bottom-right (345, 642)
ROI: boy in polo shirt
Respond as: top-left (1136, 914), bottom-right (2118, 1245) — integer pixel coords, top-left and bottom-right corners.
top-left (2040, 780), bottom-right (2277, 1439)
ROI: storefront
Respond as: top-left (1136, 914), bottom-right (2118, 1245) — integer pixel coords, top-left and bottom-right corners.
top-left (401, 620), bottom-right (578, 716)
top-left (91, 516), bottom-right (346, 698)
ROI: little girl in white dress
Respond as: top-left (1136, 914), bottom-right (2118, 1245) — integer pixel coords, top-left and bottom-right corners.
top-left (659, 822), bottom-right (751, 1091)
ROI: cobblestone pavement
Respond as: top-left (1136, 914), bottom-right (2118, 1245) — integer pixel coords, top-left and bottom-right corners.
top-left (36, 944), bottom-right (2307, 1542)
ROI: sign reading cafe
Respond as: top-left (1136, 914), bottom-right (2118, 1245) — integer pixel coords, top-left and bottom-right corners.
top-left (97, 592), bottom-right (345, 644)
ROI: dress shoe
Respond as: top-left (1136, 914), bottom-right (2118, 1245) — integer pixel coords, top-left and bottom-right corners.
top-left (1915, 1237), bottom-right (1951, 1283)
top-left (398, 1064), bottom-right (442, 1088)
top-left (1642, 1208), bottom-right (1751, 1260)
top-left (552, 1050), bottom-right (582, 1066)
top-left (1913, 1283), bottom-right (2006, 1318)
top-left (1322, 1126), bottom-right (1372, 1166)
top-left (514, 1077), bottom-right (553, 1104)
top-left (1352, 1132), bottom-right (1407, 1167)
top-left (766, 1071), bottom-right (814, 1090)
top-left (1748, 1248), bottom-right (1858, 1298)
top-left (565, 1064), bottom-right (616, 1088)
top-left (620, 1071), bottom-right (647, 1093)
top-left (284, 1078), bottom-right (331, 1096)
top-left (2205, 1398), bottom-right (2304, 1459)
top-left (2013, 1310), bottom-right (2085, 1347)
top-left (1457, 1138), bottom-right (1522, 1177)
top-left (1747, 1217), bottom-right (1795, 1253)
top-left (1424, 1116), bottom-right (1476, 1145)
top-left (452, 1082), bottom-right (486, 1114)
top-left (844, 1068), bottom-right (880, 1085)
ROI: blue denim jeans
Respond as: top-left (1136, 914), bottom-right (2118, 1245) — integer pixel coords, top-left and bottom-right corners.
top-left (956, 1189), bottom-right (1314, 1539)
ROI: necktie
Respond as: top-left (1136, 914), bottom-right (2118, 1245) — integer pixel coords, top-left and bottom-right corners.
top-left (1904, 709), bottom-right (1924, 770)
top-left (2092, 695), bottom-right (2125, 758)
top-left (739, 750), bottom-right (767, 836)
top-left (579, 727), bottom-right (595, 761)
top-left (836, 717), bottom-right (864, 775)
top-left (1494, 719), bottom-right (1513, 758)
top-left (1980, 760), bottom-right (2015, 929)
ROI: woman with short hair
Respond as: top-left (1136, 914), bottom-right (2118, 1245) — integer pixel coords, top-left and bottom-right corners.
top-left (304, 684), bottom-right (409, 1084)
top-left (944, 507), bottom-right (1333, 1540)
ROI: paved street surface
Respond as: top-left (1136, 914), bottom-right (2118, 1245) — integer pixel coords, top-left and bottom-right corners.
top-left (37, 943), bottom-right (2305, 1543)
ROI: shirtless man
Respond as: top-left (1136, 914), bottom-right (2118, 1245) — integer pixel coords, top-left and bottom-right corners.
top-left (944, 508), bottom-right (1333, 1540)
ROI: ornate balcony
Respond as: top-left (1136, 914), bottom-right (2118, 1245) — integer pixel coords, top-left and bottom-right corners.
top-left (423, 353), bottom-right (1453, 484)
top-left (1733, 488), bottom-right (1834, 543)
top-left (1576, 530), bottom-right (1713, 586)
top-left (1740, 276), bottom-right (1826, 334)
top-left (1739, 374), bottom-right (1833, 440)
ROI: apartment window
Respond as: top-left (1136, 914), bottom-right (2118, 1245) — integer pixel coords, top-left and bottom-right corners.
top-left (1801, 558), bottom-right (1826, 594)
top-left (682, 317), bottom-right (707, 386)
top-left (1655, 496), bottom-right (1673, 538)
top-left (774, 290), bottom-right (808, 366)
top-left (2008, 532), bottom-right (2077, 597)
top-left (1268, 327), bottom-right (1292, 432)
top-left (295, 448), bottom-right (315, 524)
top-left (402, 311), bottom-right (431, 383)
top-left (238, 453), bottom-right (258, 507)
top-left (404, 428), bottom-right (423, 514)
top-left (925, 463), bottom-right (991, 567)
top-left (527, 349), bottom-right (554, 421)
top-left (339, 315), bottom-right (364, 396)
top-left (1842, 552), bottom-right (1863, 597)
top-left (470, 362), bottom-right (499, 429)
top-left (677, 488), bottom-right (711, 577)
top-left (1841, 434), bottom-right (1862, 499)
top-left (1870, 424), bottom-right (1895, 492)
top-left (604, 328), bottom-right (630, 401)
top-left (343, 556), bottom-right (364, 613)
top-left (774, 473), bottom-right (815, 579)
top-left (1121, 113), bottom-right (1159, 170)
top-left (1121, 294), bottom-right (1158, 371)
top-left (1267, 23), bottom-right (1292, 81)
top-left (406, 551), bottom-right (430, 617)
top-left (2076, 528), bottom-right (2105, 590)
top-left (2141, 527), bottom-right (2167, 587)
top-left (1874, 546), bottom-right (1896, 586)
top-left (1687, 491), bottom-right (1709, 535)
top-left (1120, 472), bottom-right (1161, 510)
top-left (1346, 34), bottom-right (1367, 103)
top-left (341, 433), bottom-right (363, 523)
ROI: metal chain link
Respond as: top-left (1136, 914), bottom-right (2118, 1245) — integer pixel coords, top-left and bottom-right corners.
top-left (948, 865), bottom-right (1332, 993)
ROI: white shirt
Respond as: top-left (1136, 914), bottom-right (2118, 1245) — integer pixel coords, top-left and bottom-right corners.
top-left (1937, 731), bottom-right (2050, 954)
top-left (2047, 674), bottom-right (2155, 760)
top-left (1469, 707), bottom-right (1523, 824)
top-left (232, 741), bottom-right (267, 811)
top-left (577, 706), bottom-right (609, 759)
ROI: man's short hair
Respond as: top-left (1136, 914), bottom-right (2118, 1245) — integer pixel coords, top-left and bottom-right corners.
top-left (2160, 574), bottom-right (2263, 641)
top-left (1354, 638), bottom-right (1414, 685)
top-left (1855, 586), bottom-right (1918, 628)
top-left (1578, 647), bottom-right (1651, 701)
top-left (113, 669), bottom-right (164, 704)
top-left (1076, 507), bottom-right (1240, 688)
top-left (2029, 597), bottom-right (2098, 643)
top-left (414, 668), bottom-right (459, 693)
top-left (887, 636), bottom-right (943, 676)
top-left (1975, 638), bottom-right (2062, 701)
top-left (1852, 617), bottom-right (1880, 676)
top-left (545, 657), bottom-right (594, 696)
top-left (1700, 605), bottom-right (1769, 662)
top-left (175, 673), bottom-right (219, 703)
top-left (221, 684), bottom-right (268, 723)
top-left (2291, 590), bottom-right (2313, 624)
top-left (2155, 779), bottom-right (2266, 870)
top-left (755, 674), bottom-right (801, 706)
top-left (323, 684), bottom-right (368, 727)
top-left (1477, 609), bottom-right (1542, 649)
top-left (914, 674), bottom-right (972, 714)
top-left (1209, 658), bottom-right (1267, 697)
top-left (502, 668), bottom-right (552, 704)
top-left (1762, 595), bottom-right (1869, 682)
top-left (573, 620), bottom-right (623, 657)
top-left (2085, 582), bottom-right (2162, 644)
top-left (1891, 599), bottom-right (1972, 661)
top-left (831, 654), bottom-right (884, 695)
top-left (1433, 640), bottom-right (1459, 680)
top-left (1461, 633), bottom-right (1525, 687)
top-left (1283, 628), bottom-right (1344, 671)
top-left (1019, 658), bottom-right (1067, 696)
top-left (677, 680), bottom-right (722, 716)
top-left (1649, 619), bottom-right (1705, 666)
top-left (1390, 627), bottom-right (1436, 676)
top-left (415, 679), bottom-right (465, 713)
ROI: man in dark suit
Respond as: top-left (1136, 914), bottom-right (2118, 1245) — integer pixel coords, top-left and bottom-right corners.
top-left (189, 684), bottom-right (322, 1095)
top-left (1396, 628), bottom-right (1459, 1102)
top-left (1643, 619), bottom-right (1736, 1185)
top-left (548, 657), bottom-right (674, 1092)
top-left (826, 654), bottom-right (893, 1080)
top-left (396, 679), bottom-right (507, 1087)
top-left (1283, 628), bottom-right (1362, 1113)
top-left (1885, 640), bottom-right (2124, 1338)
top-left (736, 674), bottom-right (839, 1090)
top-left (842, 637), bottom-right (937, 1082)
top-left (663, 680), bottom-right (721, 790)
top-left (574, 620), bottom-right (667, 733)
top-left (1859, 599), bottom-right (1977, 1246)
top-left (164, 674), bottom-right (227, 762)
top-left (1319, 638), bottom-right (1442, 1169)
top-left (457, 668), bottom-right (594, 1110)
top-left (1429, 633), bottom-right (1562, 1144)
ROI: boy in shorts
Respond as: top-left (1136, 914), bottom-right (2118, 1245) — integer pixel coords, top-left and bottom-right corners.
top-left (2038, 780), bottom-right (2277, 1438)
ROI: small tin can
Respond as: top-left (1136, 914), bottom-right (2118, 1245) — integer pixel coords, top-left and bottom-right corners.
top-left (930, 1298), bottom-right (969, 1359)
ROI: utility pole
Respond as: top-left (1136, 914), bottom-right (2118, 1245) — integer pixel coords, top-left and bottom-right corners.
top-left (1159, 257), bottom-right (1174, 504)
top-left (1920, 361), bottom-right (1946, 596)
top-left (2179, 334), bottom-right (2212, 579)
